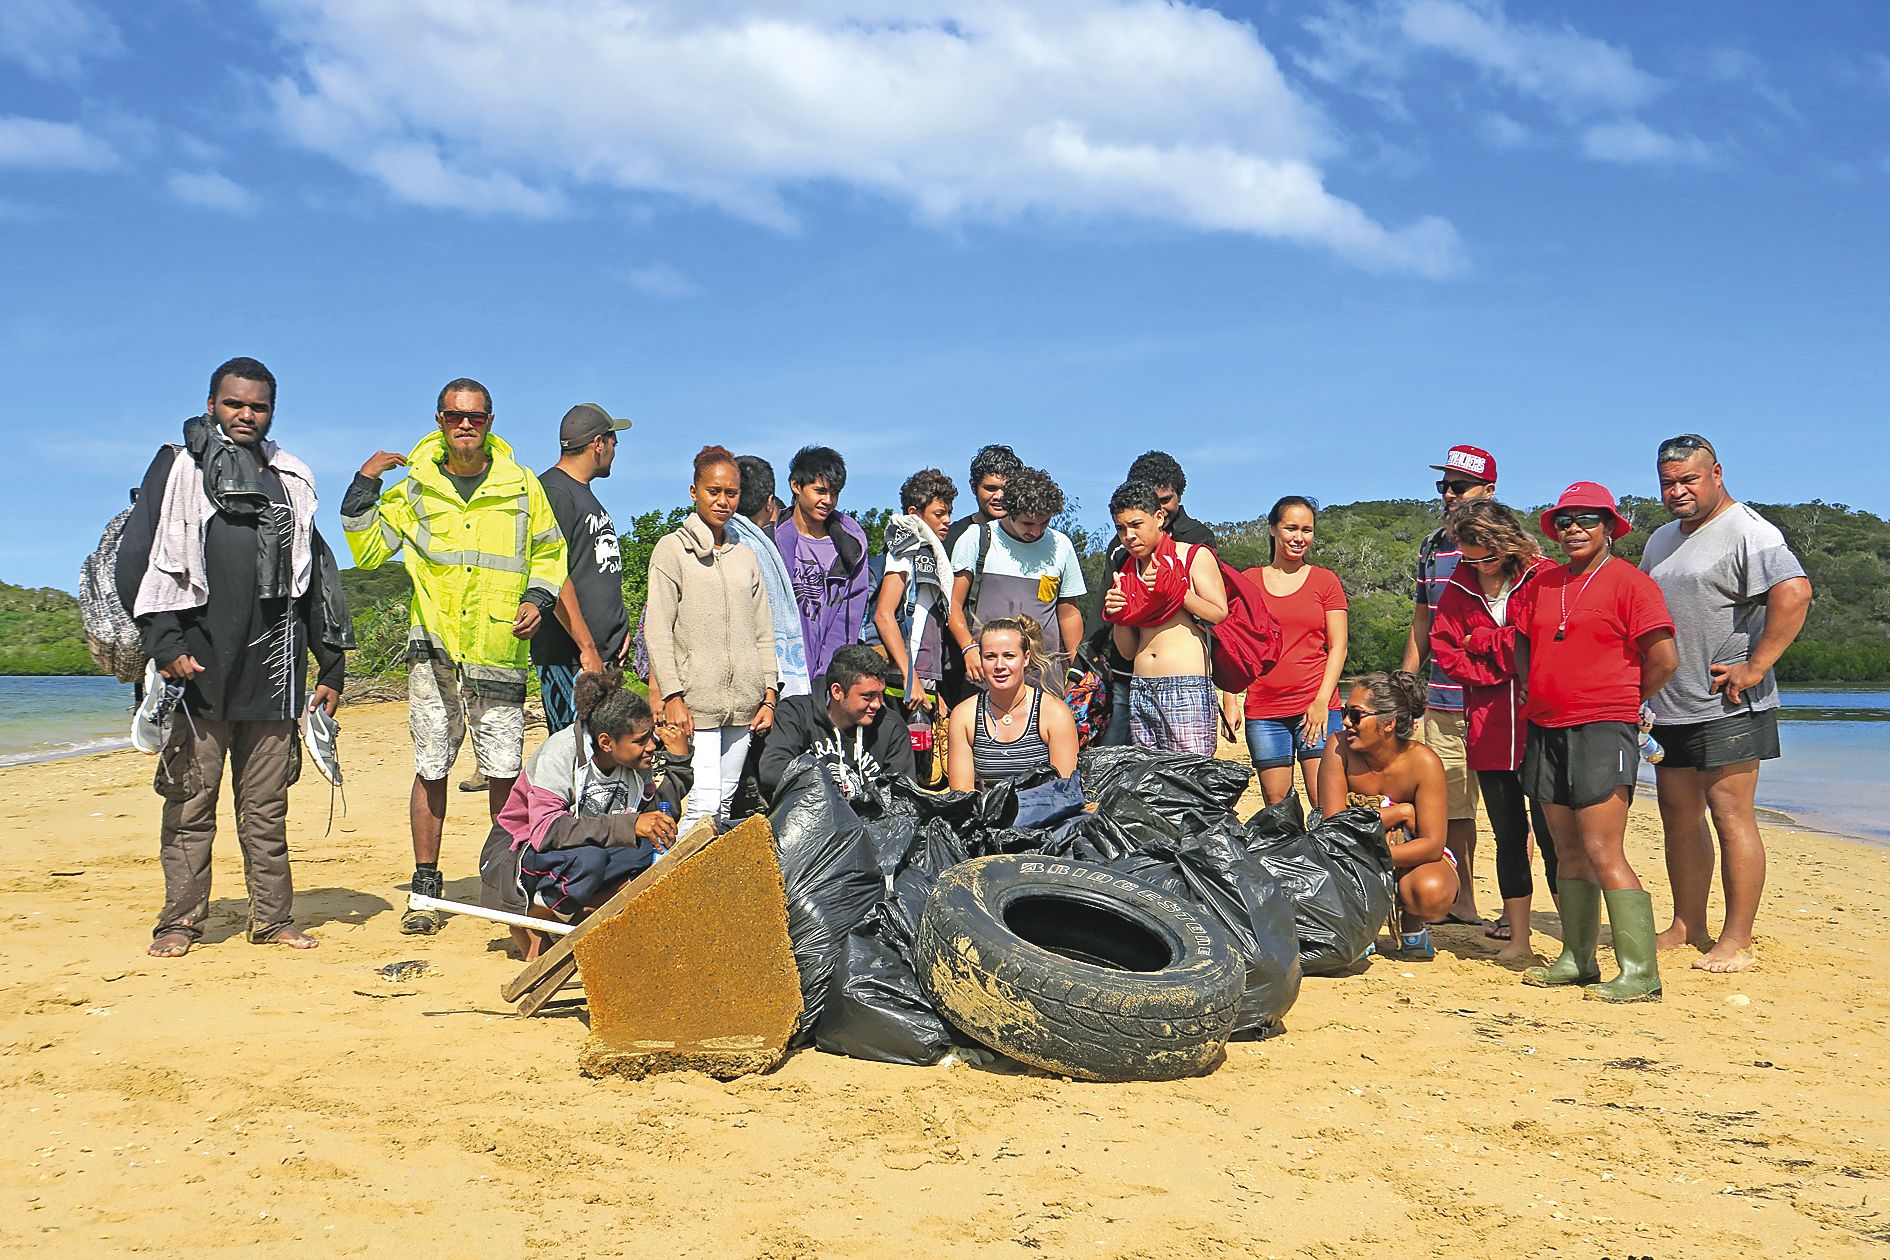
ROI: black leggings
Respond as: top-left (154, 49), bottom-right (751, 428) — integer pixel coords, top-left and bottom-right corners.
top-left (1477, 768), bottom-right (1558, 900)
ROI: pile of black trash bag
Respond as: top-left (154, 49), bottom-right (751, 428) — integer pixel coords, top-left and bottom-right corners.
top-left (760, 746), bottom-right (1397, 1068)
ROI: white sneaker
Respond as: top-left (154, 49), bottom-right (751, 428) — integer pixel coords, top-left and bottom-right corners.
top-left (131, 659), bottom-right (188, 754)
top-left (301, 704), bottom-right (342, 786)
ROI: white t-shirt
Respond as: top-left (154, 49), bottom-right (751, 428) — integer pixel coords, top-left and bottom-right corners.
top-left (948, 524), bottom-right (1088, 601)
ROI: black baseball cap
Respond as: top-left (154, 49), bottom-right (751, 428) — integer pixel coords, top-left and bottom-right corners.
top-left (559, 403), bottom-right (631, 450)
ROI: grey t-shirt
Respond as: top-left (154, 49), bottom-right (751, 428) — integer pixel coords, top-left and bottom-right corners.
top-left (1641, 504), bottom-right (1806, 724)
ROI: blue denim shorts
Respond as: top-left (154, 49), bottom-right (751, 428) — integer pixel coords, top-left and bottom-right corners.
top-left (1244, 710), bottom-right (1342, 770)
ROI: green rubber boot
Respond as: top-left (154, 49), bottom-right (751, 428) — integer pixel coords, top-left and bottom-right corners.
top-left (1522, 878), bottom-right (1601, 987)
top-left (1588, 888), bottom-right (1663, 1003)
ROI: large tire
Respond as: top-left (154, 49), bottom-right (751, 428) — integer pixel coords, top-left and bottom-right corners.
top-left (917, 855), bottom-right (1244, 1082)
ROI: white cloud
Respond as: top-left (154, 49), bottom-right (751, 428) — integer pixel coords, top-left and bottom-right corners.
top-left (0, 0), bottom-right (120, 79)
top-left (1298, 0), bottom-right (1658, 116)
top-left (623, 263), bottom-right (703, 299)
top-left (257, 0), bottom-right (1463, 276)
top-left (1397, 0), bottom-right (1658, 114)
top-left (0, 115), bottom-right (118, 170)
top-left (1478, 111), bottom-right (1531, 149)
top-left (168, 169), bottom-right (261, 214)
top-left (1580, 120), bottom-right (1714, 167)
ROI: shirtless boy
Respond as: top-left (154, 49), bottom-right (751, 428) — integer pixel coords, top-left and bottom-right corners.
top-left (1102, 480), bottom-right (1228, 756)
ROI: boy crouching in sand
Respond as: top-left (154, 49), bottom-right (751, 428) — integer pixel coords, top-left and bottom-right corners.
top-left (1102, 480), bottom-right (1228, 756)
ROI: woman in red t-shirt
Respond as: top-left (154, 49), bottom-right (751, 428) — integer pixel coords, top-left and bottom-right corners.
top-left (1219, 497), bottom-right (1349, 805)
top-left (1516, 482), bottom-right (1677, 1003)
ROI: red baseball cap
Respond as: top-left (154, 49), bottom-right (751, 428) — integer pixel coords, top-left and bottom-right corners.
top-left (1429, 444), bottom-right (1496, 484)
top-left (1539, 481), bottom-right (1634, 540)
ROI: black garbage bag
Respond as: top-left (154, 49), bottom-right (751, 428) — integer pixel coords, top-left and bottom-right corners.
top-left (815, 867), bottom-right (955, 1065)
top-left (768, 756), bottom-right (885, 1039)
top-left (1078, 746), bottom-right (1252, 833)
top-left (1242, 804), bottom-right (1396, 976)
top-left (1108, 823), bottom-right (1302, 1037)
top-left (1065, 788), bottom-right (1183, 861)
top-left (1242, 789), bottom-right (1307, 845)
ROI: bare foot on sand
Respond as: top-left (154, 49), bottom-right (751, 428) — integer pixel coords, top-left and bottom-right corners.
top-left (1494, 940), bottom-right (1536, 966)
top-left (1656, 924), bottom-right (1712, 952)
top-left (148, 931), bottom-right (192, 958)
top-left (257, 927), bottom-right (319, 949)
top-left (1693, 942), bottom-right (1755, 973)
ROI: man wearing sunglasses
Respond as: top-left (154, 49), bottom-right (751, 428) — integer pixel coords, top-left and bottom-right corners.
top-left (1642, 434), bottom-right (1811, 974)
top-left (1402, 443), bottom-right (1498, 926)
top-left (342, 377), bottom-right (568, 934)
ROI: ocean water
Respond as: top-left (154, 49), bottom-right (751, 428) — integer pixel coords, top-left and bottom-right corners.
top-left (0, 675), bottom-right (135, 766)
top-left (1, 676), bottom-right (1886, 842)
top-left (1748, 688), bottom-right (1890, 846)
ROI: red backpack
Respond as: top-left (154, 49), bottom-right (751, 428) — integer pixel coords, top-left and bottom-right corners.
top-left (1188, 545), bottom-right (1282, 693)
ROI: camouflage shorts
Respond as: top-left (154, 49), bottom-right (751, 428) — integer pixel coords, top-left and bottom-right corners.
top-left (409, 659), bottom-right (525, 781)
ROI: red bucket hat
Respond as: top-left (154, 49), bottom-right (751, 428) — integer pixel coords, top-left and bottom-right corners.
top-left (1539, 481), bottom-right (1633, 541)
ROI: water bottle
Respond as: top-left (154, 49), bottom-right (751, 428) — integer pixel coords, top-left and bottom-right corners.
top-left (1638, 730), bottom-right (1664, 765)
top-left (653, 800), bottom-right (677, 860)
top-left (1637, 704), bottom-right (1663, 765)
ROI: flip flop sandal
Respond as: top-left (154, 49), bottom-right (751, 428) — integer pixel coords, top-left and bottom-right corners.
top-left (1485, 922), bottom-right (1514, 941)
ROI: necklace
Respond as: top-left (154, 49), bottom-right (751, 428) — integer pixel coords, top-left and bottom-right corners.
top-left (1556, 557), bottom-right (1609, 641)
top-left (990, 689), bottom-right (1028, 727)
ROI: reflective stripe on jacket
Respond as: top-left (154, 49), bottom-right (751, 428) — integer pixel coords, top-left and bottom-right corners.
top-left (341, 431), bottom-right (566, 670)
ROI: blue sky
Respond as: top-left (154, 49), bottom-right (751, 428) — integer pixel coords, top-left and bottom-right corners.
top-left (3, 0), bottom-right (1887, 592)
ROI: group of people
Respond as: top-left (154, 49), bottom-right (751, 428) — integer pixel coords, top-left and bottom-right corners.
top-left (119, 359), bottom-right (1812, 1007)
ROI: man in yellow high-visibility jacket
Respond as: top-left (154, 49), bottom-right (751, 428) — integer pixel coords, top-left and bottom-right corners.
top-left (341, 377), bottom-right (567, 934)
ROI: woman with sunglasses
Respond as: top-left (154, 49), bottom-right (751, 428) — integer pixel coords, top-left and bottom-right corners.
top-left (1429, 500), bottom-right (1559, 965)
top-left (1318, 670), bottom-right (1457, 960)
top-left (1516, 483), bottom-right (1677, 1002)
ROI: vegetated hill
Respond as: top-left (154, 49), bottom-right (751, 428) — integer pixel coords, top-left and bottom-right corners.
top-left (1206, 497), bottom-right (1890, 682)
top-left (0, 581), bottom-right (98, 675)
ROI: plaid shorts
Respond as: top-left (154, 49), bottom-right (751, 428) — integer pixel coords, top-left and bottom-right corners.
top-left (409, 659), bottom-right (525, 781)
top-left (1129, 674), bottom-right (1219, 757)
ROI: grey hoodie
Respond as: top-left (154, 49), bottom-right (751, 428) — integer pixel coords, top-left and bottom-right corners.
top-left (645, 512), bottom-right (779, 726)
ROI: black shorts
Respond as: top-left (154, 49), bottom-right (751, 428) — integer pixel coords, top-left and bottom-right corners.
top-left (1650, 708), bottom-right (1780, 772)
top-left (1522, 721), bottom-right (1639, 809)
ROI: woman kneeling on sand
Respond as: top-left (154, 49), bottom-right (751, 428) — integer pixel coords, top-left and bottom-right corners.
top-left (1318, 670), bottom-right (1459, 961)
top-left (479, 671), bottom-right (691, 960)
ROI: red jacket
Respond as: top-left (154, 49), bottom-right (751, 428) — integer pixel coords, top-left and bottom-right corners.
top-left (1428, 556), bottom-right (1556, 771)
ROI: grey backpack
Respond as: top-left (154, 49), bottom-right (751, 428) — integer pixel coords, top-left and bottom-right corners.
top-left (79, 503), bottom-right (147, 682)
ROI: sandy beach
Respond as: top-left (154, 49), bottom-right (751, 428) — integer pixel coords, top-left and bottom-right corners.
top-left (4, 698), bottom-right (1887, 1257)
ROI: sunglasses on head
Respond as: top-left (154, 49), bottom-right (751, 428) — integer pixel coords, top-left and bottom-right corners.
top-left (1436, 478), bottom-right (1481, 495)
top-left (1340, 706), bottom-right (1381, 725)
top-left (1458, 553), bottom-right (1503, 567)
top-left (1658, 432), bottom-right (1716, 460)
top-left (1551, 511), bottom-right (1606, 531)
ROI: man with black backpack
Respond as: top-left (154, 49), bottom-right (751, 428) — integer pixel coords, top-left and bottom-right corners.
top-left (946, 465), bottom-right (1087, 682)
top-left (114, 357), bottom-right (352, 958)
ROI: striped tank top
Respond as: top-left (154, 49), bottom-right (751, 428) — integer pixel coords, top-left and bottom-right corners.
top-left (973, 687), bottom-right (1051, 787)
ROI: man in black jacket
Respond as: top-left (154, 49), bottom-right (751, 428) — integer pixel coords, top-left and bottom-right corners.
top-left (1095, 451), bottom-right (1218, 746)
top-left (115, 357), bottom-right (351, 958)
top-left (757, 645), bottom-right (915, 802)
